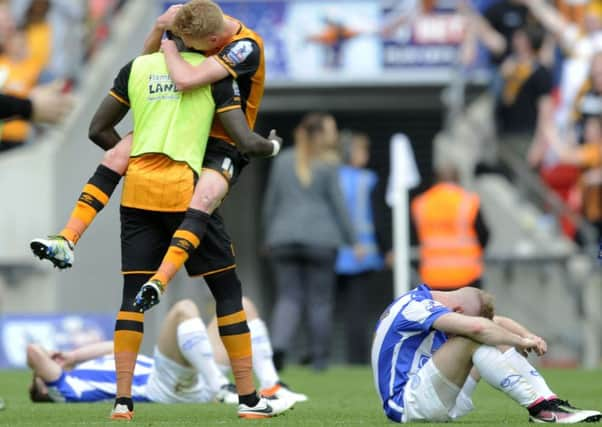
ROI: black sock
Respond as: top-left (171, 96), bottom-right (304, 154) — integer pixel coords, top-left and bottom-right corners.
top-left (239, 392), bottom-right (260, 407)
top-left (273, 350), bottom-right (286, 371)
top-left (115, 396), bottom-right (134, 411)
top-left (528, 399), bottom-right (552, 416)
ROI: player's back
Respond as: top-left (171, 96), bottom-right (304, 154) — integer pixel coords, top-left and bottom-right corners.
top-left (52, 354), bottom-right (154, 402)
top-left (128, 51), bottom-right (216, 175)
top-left (371, 285), bottom-right (450, 406)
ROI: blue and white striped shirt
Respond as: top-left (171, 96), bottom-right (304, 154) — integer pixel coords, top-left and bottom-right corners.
top-left (371, 285), bottom-right (451, 422)
top-left (46, 354), bottom-right (153, 403)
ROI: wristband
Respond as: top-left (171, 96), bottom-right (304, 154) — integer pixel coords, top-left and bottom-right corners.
top-left (270, 139), bottom-right (281, 157)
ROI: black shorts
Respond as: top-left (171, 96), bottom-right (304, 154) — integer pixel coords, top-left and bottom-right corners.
top-left (202, 138), bottom-right (249, 187)
top-left (120, 206), bottom-right (235, 277)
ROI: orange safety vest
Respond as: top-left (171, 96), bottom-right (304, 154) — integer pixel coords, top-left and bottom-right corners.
top-left (411, 183), bottom-right (483, 289)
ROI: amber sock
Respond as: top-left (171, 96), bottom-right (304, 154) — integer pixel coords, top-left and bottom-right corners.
top-left (60, 165), bottom-right (121, 244)
top-left (218, 310), bottom-right (255, 397)
top-left (114, 310), bottom-right (144, 398)
top-left (151, 209), bottom-right (210, 288)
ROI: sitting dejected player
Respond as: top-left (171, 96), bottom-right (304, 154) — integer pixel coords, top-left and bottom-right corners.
top-left (27, 298), bottom-right (307, 406)
top-left (372, 285), bottom-right (602, 424)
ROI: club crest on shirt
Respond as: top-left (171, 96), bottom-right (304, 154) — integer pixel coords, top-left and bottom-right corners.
top-left (225, 40), bottom-right (253, 66)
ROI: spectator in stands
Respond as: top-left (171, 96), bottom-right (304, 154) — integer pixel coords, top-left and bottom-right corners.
top-left (0, 1), bottom-right (15, 50)
top-left (539, 115), bottom-right (602, 241)
top-left (569, 52), bottom-right (602, 142)
top-left (496, 24), bottom-right (553, 157)
top-left (519, 0), bottom-right (602, 132)
top-left (45, 0), bottom-right (85, 82)
top-left (0, 27), bottom-right (46, 150)
top-left (22, 0), bottom-right (52, 71)
top-left (335, 131), bottom-right (383, 365)
top-left (529, 52), bottom-right (602, 239)
top-left (0, 81), bottom-right (72, 138)
top-left (263, 112), bottom-right (358, 372)
top-left (482, 0), bottom-right (530, 64)
top-left (411, 163), bottom-right (490, 290)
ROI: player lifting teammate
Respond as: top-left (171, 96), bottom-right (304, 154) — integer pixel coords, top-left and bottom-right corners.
top-left (31, 0), bottom-right (275, 285)
top-left (31, 1), bottom-right (289, 420)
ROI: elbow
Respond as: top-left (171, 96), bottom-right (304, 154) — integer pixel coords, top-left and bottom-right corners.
top-left (236, 140), bottom-right (253, 155)
top-left (174, 75), bottom-right (194, 91)
top-left (232, 133), bottom-right (255, 155)
top-left (26, 344), bottom-right (42, 368)
top-left (88, 122), bottom-right (103, 145)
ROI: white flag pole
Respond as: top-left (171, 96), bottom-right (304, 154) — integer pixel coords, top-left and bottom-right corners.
top-left (386, 134), bottom-right (420, 298)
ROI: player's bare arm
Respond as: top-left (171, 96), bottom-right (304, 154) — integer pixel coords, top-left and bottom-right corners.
top-left (54, 341), bottom-right (114, 370)
top-left (218, 108), bottom-right (281, 157)
top-left (88, 95), bottom-right (130, 151)
top-left (433, 312), bottom-right (538, 353)
top-left (142, 4), bottom-right (182, 54)
top-left (494, 315), bottom-right (547, 356)
top-left (162, 38), bottom-right (229, 91)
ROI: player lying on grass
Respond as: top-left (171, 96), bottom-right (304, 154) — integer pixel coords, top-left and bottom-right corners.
top-left (27, 298), bottom-right (307, 405)
top-left (372, 285), bottom-right (602, 424)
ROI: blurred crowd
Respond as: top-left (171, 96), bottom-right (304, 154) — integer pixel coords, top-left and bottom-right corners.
top-left (0, 0), bottom-right (127, 151)
top-left (262, 0), bottom-right (602, 370)
top-left (458, 0), bottom-right (602, 242)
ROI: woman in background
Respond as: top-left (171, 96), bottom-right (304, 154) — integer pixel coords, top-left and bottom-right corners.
top-left (263, 112), bottom-right (358, 372)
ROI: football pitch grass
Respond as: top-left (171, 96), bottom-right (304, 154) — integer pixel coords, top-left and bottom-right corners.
top-left (0, 366), bottom-right (601, 426)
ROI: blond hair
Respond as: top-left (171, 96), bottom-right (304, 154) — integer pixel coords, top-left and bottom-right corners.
top-left (173, 0), bottom-right (224, 38)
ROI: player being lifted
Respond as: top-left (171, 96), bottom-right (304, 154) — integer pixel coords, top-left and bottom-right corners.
top-left (372, 285), bottom-right (602, 424)
top-left (31, 0), bottom-right (276, 311)
top-left (32, 1), bottom-right (288, 420)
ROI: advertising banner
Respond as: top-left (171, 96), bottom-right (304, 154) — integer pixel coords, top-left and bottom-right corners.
top-left (161, 0), bottom-right (492, 85)
top-left (0, 314), bottom-right (114, 368)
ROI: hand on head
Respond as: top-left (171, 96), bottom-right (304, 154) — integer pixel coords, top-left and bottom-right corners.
top-left (157, 4), bottom-right (182, 31)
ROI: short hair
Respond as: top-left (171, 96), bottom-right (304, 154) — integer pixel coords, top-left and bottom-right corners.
top-left (173, 0), bottom-right (224, 38)
top-left (453, 287), bottom-right (495, 319)
top-left (29, 376), bottom-right (53, 403)
top-left (478, 290), bottom-right (495, 320)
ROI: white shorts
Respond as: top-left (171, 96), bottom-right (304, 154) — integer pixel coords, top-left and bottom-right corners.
top-left (402, 359), bottom-right (474, 423)
top-left (145, 347), bottom-right (213, 404)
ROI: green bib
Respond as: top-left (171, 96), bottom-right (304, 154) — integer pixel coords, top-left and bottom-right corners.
top-left (127, 52), bottom-right (215, 173)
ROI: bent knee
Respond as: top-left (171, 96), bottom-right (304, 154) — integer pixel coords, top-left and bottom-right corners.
top-left (26, 344), bottom-right (44, 368)
top-left (102, 149), bottom-right (128, 175)
top-left (242, 297), bottom-right (259, 320)
top-left (172, 299), bottom-right (199, 319)
top-left (191, 174), bottom-right (228, 212)
top-left (101, 138), bottom-right (132, 175)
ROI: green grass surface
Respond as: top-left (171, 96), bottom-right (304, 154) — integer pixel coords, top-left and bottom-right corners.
top-left (0, 367), bottom-right (601, 426)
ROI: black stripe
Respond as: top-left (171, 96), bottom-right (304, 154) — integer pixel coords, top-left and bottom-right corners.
top-left (218, 321), bottom-right (249, 336)
top-left (90, 164), bottom-right (122, 194)
top-left (170, 237), bottom-right (195, 253)
top-left (78, 192), bottom-right (105, 212)
top-left (115, 319), bottom-right (144, 333)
